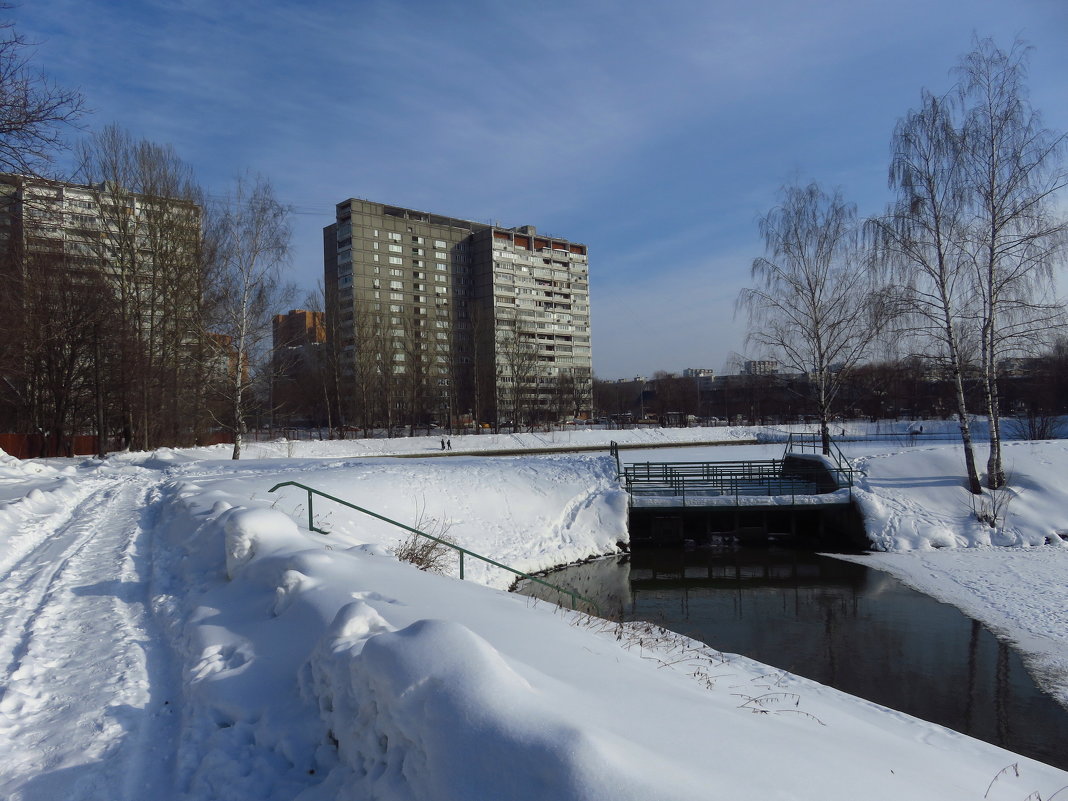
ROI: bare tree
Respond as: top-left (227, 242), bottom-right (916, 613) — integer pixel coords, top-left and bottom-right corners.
top-left (871, 90), bottom-right (985, 493)
top-left (0, 12), bottom-right (84, 176)
top-left (495, 318), bottom-right (541, 430)
top-left (739, 182), bottom-right (888, 454)
top-left (207, 174), bottom-right (292, 459)
top-left (348, 299), bottom-right (383, 436)
top-left (78, 125), bottom-right (206, 451)
top-left (957, 38), bottom-right (1068, 488)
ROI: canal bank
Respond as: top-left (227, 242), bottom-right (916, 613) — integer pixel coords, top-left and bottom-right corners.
top-left (518, 546), bottom-right (1068, 771)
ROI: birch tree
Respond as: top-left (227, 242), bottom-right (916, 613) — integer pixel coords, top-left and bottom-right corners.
top-left (739, 182), bottom-right (887, 454)
top-left (957, 38), bottom-right (1067, 488)
top-left (208, 174), bottom-right (292, 459)
top-left (871, 90), bottom-right (984, 493)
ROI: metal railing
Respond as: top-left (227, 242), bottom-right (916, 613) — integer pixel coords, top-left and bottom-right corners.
top-left (783, 433), bottom-right (857, 494)
top-left (621, 459), bottom-right (824, 507)
top-left (268, 481), bottom-right (599, 614)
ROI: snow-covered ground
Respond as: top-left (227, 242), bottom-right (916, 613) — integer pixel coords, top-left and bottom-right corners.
top-left (2, 423), bottom-right (1068, 799)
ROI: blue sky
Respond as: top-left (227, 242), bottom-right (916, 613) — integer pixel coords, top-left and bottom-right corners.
top-left (17, 0), bottom-right (1068, 379)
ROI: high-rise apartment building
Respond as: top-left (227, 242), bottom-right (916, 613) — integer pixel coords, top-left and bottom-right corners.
top-left (0, 172), bottom-right (201, 285)
top-left (0, 172), bottom-right (205, 447)
top-left (324, 199), bottom-right (592, 428)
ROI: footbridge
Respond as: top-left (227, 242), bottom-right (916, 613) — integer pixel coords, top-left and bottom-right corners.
top-left (613, 435), bottom-right (865, 547)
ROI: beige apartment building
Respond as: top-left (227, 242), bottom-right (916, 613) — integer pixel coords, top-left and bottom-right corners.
top-left (324, 199), bottom-right (592, 428)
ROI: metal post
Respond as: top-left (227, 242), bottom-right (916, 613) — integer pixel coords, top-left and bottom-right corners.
top-left (459, 551), bottom-right (465, 580)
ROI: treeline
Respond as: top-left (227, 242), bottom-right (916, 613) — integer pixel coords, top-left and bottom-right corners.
top-left (737, 37), bottom-right (1067, 492)
top-left (594, 347), bottom-right (1068, 430)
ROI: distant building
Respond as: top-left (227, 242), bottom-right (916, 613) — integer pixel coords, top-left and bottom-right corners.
top-left (271, 310), bottom-right (327, 424)
top-left (743, 360), bottom-right (779, 376)
top-left (998, 357), bottom-right (1043, 377)
top-left (683, 367), bottom-right (715, 394)
top-left (273, 309), bottom-right (325, 352)
top-left (325, 199), bottom-right (592, 426)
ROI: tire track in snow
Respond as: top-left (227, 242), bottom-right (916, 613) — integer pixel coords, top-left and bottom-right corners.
top-left (0, 473), bottom-right (179, 800)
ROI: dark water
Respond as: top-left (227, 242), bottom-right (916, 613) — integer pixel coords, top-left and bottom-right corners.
top-left (520, 547), bottom-right (1068, 770)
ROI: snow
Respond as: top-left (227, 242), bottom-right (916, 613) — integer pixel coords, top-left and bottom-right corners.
top-left (2, 425), bottom-right (1068, 799)
top-left (851, 440), bottom-right (1068, 550)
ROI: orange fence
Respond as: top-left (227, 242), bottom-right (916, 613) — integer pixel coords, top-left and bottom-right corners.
top-left (0, 433), bottom-right (109, 459)
top-left (0, 432), bottom-right (235, 459)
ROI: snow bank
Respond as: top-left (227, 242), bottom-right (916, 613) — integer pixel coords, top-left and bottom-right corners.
top-left (179, 453), bottom-right (629, 588)
top-left (301, 615), bottom-right (688, 801)
top-left (149, 475), bottom-right (1068, 801)
top-left (0, 450), bottom-right (94, 573)
top-left (853, 441), bottom-right (1068, 551)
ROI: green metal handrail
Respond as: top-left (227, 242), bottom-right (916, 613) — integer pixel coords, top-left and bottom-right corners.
top-left (784, 433), bottom-right (856, 496)
top-left (268, 481), bottom-right (599, 615)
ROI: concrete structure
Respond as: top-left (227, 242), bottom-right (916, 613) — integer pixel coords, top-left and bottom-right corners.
top-left (324, 199), bottom-right (592, 427)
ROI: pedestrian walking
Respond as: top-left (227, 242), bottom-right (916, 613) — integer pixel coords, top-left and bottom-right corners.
top-left (447, 439), bottom-right (452, 450)
top-left (441, 438), bottom-right (445, 451)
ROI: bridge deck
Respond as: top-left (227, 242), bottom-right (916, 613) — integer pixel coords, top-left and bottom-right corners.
top-left (623, 457), bottom-right (851, 509)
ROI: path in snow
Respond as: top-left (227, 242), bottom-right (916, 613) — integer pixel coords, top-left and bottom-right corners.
top-left (0, 472), bottom-right (179, 801)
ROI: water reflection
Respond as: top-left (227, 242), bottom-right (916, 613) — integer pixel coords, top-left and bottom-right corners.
top-left (520, 547), bottom-right (1068, 770)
